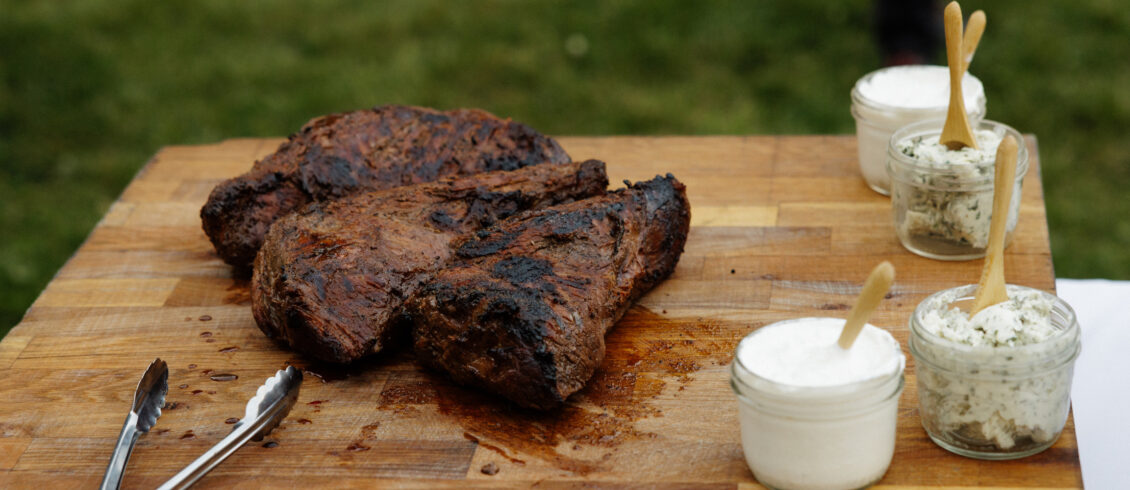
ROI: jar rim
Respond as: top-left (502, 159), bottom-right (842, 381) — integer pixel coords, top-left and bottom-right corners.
top-left (885, 118), bottom-right (1030, 176)
top-left (909, 284), bottom-right (1081, 370)
top-left (730, 370), bottom-right (905, 421)
top-left (730, 317), bottom-right (906, 402)
top-left (851, 65), bottom-right (985, 114)
top-left (887, 118), bottom-right (1030, 179)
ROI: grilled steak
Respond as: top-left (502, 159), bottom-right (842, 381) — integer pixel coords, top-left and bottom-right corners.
top-left (252, 160), bottom-right (608, 364)
top-left (407, 175), bottom-right (690, 409)
top-left (202, 105), bottom-right (571, 270)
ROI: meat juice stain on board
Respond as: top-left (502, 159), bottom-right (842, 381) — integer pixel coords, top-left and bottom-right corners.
top-left (373, 306), bottom-right (739, 475)
top-left (275, 307), bottom-right (743, 473)
top-left (393, 379), bottom-right (608, 475)
top-left (345, 442), bottom-right (370, 452)
top-left (224, 279), bottom-right (252, 305)
top-left (462, 432), bottom-right (526, 466)
top-left (341, 423), bottom-right (381, 454)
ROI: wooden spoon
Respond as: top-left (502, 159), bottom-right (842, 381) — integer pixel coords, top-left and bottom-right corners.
top-left (962, 10), bottom-right (987, 74)
top-left (969, 135), bottom-right (1019, 316)
top-left (838, 261), bottom-right (896, 349)
top-left (939, 1), bottom-right (979, 150)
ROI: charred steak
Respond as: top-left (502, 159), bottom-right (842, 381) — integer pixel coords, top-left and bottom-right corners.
top-left (202, 105), bottom-right (571, 270)
top-left (407, 175), bottom-right (690, 409)
top-left (252, 160), bottom-right (608, 364)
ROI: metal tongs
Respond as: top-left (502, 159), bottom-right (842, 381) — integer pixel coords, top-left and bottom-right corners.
top-left (101, 358), bottom-right (169, 490)
top-left (157, 366), bottom-right (303, 490)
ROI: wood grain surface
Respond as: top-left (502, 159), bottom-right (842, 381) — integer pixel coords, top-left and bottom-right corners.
top-left (0, 135), bottom-right (1079, 489)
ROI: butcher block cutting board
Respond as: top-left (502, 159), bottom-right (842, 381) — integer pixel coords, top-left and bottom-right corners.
top-left (0, 136), bottom-right (1079, 488)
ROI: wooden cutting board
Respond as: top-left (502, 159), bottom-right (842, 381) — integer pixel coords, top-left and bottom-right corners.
top-left (0, 136), bottom-right (1080, 488)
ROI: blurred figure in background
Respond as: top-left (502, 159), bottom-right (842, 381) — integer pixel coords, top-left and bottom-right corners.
top-left (875, 0), bottom-right (942, 66)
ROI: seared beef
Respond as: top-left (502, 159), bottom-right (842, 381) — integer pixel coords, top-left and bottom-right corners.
top-left (202, 105), bottom-right (571, 270)
top-left (252, 160), bottom-right (608, 364)
top-left (407, 175), bottom-right (690, 409)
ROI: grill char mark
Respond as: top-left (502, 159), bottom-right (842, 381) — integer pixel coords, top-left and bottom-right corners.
top-left (251, 161), bottom-right (608, 364)
top-left (409, 175), bottom-right (690, 410)
top-left (202, 105), bottom-right (571, 271)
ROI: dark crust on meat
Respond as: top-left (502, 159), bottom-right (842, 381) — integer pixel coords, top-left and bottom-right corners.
top-left (407, 175), bottom-right (690, 410)
top-left (252, 160), bottom-right (608, 364)
top-left (202, 105), bottom-right (572, 271)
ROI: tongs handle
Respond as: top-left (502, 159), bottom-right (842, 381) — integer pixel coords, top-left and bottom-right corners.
top-left (100, 414), bottom-right (142, 490)
top-left (155, 424), bottom-right (255, 490)
top-left (157, 366), bottom-right (300, 489)
top-left (101, 358), bottom-right (167, 490)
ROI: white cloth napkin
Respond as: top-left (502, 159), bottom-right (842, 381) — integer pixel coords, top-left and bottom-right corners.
top-left (1057, 278), bottom-right (1130, 489)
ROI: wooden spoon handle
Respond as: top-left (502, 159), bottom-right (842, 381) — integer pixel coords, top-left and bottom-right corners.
top-left (838, 261), bottom-right (895, 349)
top-left (963, 10), bottom-right (986, 73)
top-left (970, 135), bottom-right (1019, 315)
top-left (939, 1), bottom-right (978, 150)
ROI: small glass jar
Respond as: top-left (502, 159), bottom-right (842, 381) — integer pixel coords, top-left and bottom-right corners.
top-left (909, 285), bottom-right (1081, 460)
top-left (730, 318), bottom-right (905, 490)
top-left (887, 119), bottom-right (1029, 261)
top-left (851, 66), bottom-right (986, 195)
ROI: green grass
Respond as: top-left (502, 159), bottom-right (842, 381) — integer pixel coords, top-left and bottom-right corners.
top-left (2, 0), bottom-right (1127, 336)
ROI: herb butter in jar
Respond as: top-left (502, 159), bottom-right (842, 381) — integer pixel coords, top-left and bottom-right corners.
top-left (730, 317), bottom-right (905, 489)
top-left (851, 65), bottom-right (986, 195)
top-left (887, 119), bottom-right (1028, 261)
top-left (909, 285), bottom-right (1081, 459)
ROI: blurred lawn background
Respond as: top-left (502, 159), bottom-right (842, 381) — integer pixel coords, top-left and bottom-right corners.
top-left (2, 0), bottom-right (1127, 336)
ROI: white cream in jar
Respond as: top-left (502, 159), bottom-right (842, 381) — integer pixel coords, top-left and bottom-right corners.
top-left (730, 317), bottom-right (905, 490)
top-left (851, 65), bottom-right (986, 195)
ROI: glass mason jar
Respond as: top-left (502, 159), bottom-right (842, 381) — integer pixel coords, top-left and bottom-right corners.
top-left (909, 285), bottom-right (1081, 460)
top-left (851, 66), bottom-right (986, 195)
top-left (887, 119), bottom-right (1029, 261)
top-left (730, 318), bottom-right (905, 490)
